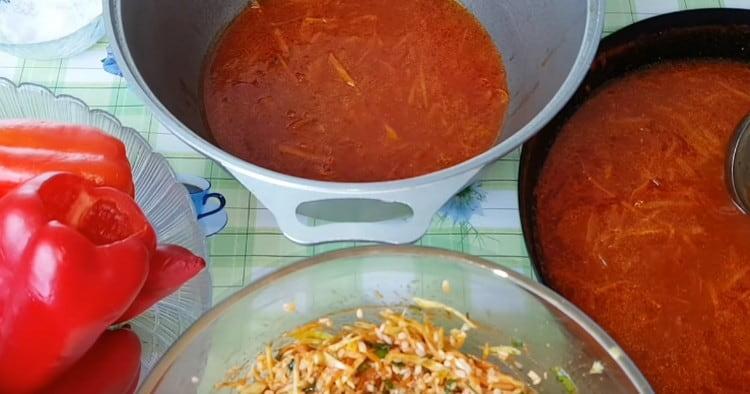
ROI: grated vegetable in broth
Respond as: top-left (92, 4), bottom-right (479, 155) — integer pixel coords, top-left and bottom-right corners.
top-left (203, 0), bottom-right (508, 182)
top-left (536, 60), bottom-right (750, 393)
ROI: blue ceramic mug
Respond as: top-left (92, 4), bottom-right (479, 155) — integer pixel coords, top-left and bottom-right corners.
top-left (177, 174), bottom-right (226, 220)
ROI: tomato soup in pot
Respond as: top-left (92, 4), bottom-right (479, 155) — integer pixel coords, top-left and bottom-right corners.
top-left (203, 0), bottom-right (509, 182)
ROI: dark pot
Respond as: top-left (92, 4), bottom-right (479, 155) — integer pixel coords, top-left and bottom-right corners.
top-left (519, 8), bottom-right (750, 281)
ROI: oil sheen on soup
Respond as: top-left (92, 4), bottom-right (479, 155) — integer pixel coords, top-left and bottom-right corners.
top-left (536, 61), bottom-right (750, 393)
top-left (204, 0), bottom-right (508, 182)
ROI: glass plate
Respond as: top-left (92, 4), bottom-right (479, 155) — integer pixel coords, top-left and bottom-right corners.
top-left (0, 78), bottom-right (212, 383)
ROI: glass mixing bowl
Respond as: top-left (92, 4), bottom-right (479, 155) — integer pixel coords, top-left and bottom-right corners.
top-left (140, 246), bottom-right (652, 393)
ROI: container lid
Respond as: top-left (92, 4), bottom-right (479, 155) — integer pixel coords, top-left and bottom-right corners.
top-left (0, 0), bottom-right (101, 44)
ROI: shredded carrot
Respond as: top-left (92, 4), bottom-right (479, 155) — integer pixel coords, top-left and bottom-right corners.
top-left (274, 28), bottom-right (290, 57)
top-left (393, 34), bottom-right (411, 51)
top-left (303, 17), bottom-right (329, 25)
top-left (457, 28), bottom-right (469, 55)
top-left (328, 53), bottom-right (356, 87)
top-left (419, 64), bottom-right (429, 107)
top-left (373, 30), bottom-right (384, 47)
top-left (498, 88), bottom-right (510, 104)
top-left (276, 54), bottom-right (296, 81)
top-left (355, 45), bottom-right (373, 65)
top-left (725, 264), bottom-right (750, 290)
top-left (299, 17), bottom-right (333, 42)
top-left (636, 200), bottom-right (699, 210)
top-left (385, 124), bottom-right (399, 141)
top-left (584, 212), bottom-right (599, 246)
top-left (407, 78), bottom-right (419, 106)
top-left (270, 15), bottom-right (306, 27)
top-left (349, 14), bottom-right (378, 25)
top-left (377, 60), bottom-right (396, 74)
top-left (279, 145), bottom-right (327, 162)
top-left (585, 175), bottom-right (615, 198)
top-left (707, 283), bottom-right (719, 308)
top-left (716, 80), bottom-right (750, 101)
top-left (593, 280), bottom-right (633, 295)
top-left (309, 32), bottom-right (323, 43)
top-left (218, 306), bottom-right (530, 393)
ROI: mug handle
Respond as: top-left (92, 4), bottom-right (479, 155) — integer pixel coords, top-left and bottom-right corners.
top-left (198, 193), bottom-right (226, 219)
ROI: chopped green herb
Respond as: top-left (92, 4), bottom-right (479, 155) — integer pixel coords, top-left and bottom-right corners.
top-left (374, 343), bottom-right (390, 359)
top-left (393, 362), bottom-right (405, 368)
top-left (407, 305), bottom-right (422, 313)
top-left (446, 378), bottom-right (458, 393)
top-left (356, 362), bottom-right (370, 374)
top-left (553, 367), bottom-right (578, 394)
top-left (511, 338), bottom-right (525, 350)
top-left (384, 379), bottom-right (395, 390)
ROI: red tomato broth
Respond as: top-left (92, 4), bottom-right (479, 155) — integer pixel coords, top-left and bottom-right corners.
top-left (536, 60), bottom-right (750, 393)
top-left (203, 0), bottom-right (508, 182)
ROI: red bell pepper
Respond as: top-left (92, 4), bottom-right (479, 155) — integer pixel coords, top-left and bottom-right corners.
top-left (118, 244), bottom-right (207, 323)
top-left (0, 173), bottom-right (155, 393)
top-left (44, 328), bottom-right (142, 394)
top-left (0, 120), bottom-right (135, 196)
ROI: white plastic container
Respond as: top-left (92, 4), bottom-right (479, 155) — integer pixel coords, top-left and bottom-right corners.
top-left (0, 0), bottom-right (104, 59)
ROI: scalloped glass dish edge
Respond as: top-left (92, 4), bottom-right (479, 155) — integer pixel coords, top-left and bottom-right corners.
top-left (0, 77), bottom-right (213, 383)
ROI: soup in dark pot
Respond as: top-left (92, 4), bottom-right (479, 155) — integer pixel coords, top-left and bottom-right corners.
top-left (204, 0), bottom-right (508, 182)
top-left (536, 60), bottom-right (750, 393)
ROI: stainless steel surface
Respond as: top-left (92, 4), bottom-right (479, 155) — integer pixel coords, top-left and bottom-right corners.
top-left (728, 113), bottom-right (750, 214)
top-left (0, 78), bottom-right (212, 382)
top-left (139, 246), bottom-right (653, 393)
top-left (105, 0), bottom-right (604, 244)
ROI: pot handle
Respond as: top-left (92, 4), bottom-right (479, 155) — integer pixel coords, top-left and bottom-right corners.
top-left (231, 169), bottom-right (481, 245)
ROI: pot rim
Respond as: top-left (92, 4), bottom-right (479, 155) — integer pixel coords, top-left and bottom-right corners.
top-left (105, 0), bottom-right (604, 193)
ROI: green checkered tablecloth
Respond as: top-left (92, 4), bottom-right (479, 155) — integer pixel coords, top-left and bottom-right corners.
top-left (3, 0), bottom-right (743, 304)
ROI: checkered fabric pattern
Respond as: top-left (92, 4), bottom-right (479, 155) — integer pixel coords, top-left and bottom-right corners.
top-left (4, 0), bottom-right (745, 304)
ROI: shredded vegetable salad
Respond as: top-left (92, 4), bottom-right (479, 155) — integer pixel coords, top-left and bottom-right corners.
top-left (218, 304), bottom-right (535, 394)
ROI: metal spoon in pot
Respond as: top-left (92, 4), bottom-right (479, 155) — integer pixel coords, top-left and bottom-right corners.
top-left (728, 113), bottom-right (750, 214)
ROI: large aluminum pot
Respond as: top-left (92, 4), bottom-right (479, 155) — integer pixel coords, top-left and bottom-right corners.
top-left (105, 0), bottom-right (604, 245)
